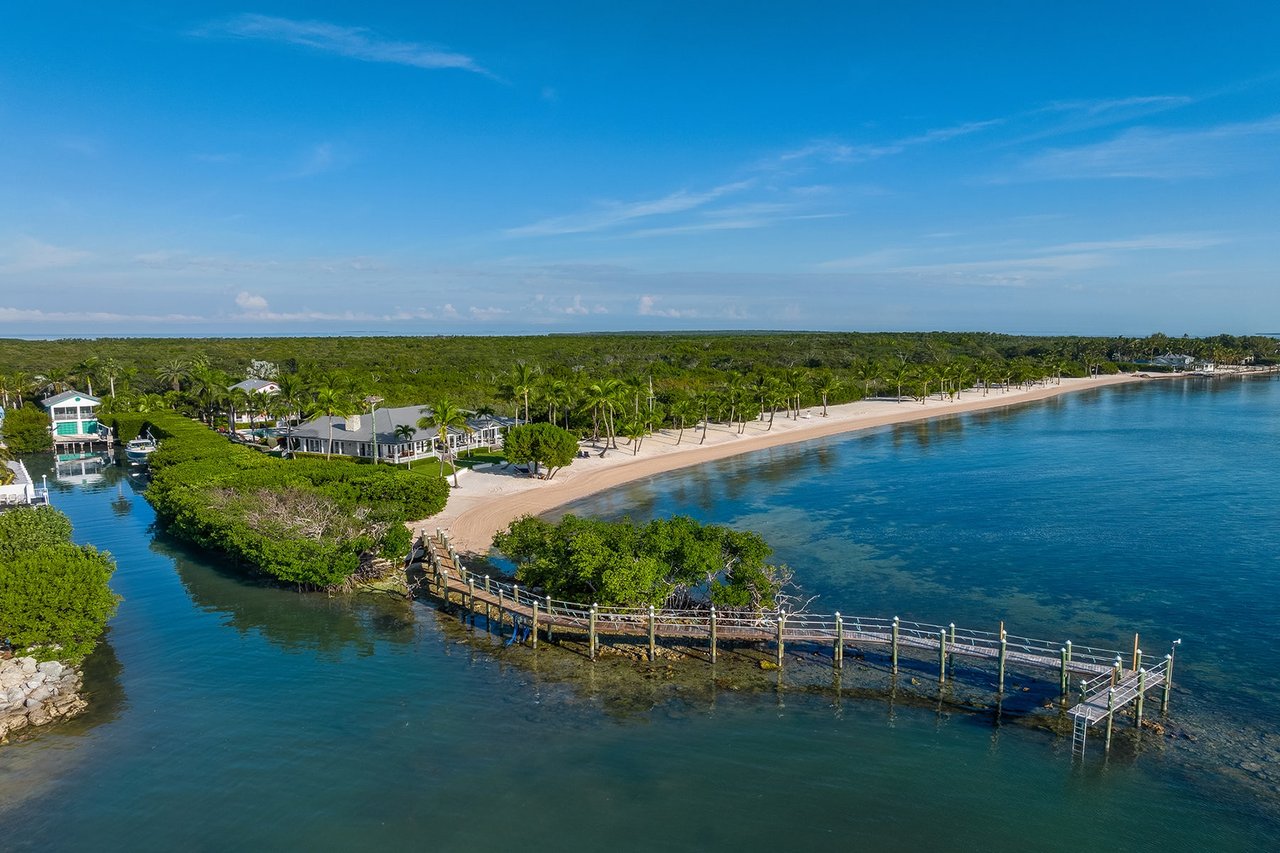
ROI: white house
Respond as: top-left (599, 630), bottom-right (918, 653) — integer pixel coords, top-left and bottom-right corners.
top-left (288, 406), bottom-right (516, 463)
top-left (41, 390), bottom-right (108, 446)
top-left (228, 378), bottom-right (281, 424)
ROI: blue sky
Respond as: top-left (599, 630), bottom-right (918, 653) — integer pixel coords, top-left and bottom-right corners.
top-left (2, 2), bottom-right (1278, 337)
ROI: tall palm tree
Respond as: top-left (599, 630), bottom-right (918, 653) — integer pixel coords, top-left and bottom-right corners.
top-left (100, 358), bottom-right (123, 398)
top-left (720, 373), bottom-right (747, 434)
top-left (761, 378), bottom-right (786, 430)
top-left (812, 372), bottom-right (840, 417)
top-left (156, 359), bottom-right (188, 393)
top-left (504, 363), bottom-right (540, 424)
top-left (68, 356), bottom-right (100, 396)
top-left (310, 384), bottom-right (348, 460)
top-left (693, 387), bottom-right (718, 445)
top-left (419, 399), bottom-right (472, 486)
top-left (889, 361), bottom-right (914, 403)
top-left (668, 397), bottom-right (696, 445)
top-left (782, 367), bottom-right (807, 419)
top-left (853, 359), bottom-right (881, 398)
top-left (394, 424), bottom-right (417, 467)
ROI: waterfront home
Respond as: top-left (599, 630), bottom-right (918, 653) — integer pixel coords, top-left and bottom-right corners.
top-left (1, 459), bottom-right (50, 508)
top-left (228, 378), bottom-right (281, 424)
top-left (40, 390), bottom-right (111, 448)
top-left (1146, 352), bottom-right (1196, 370)
top-left (287, 406), bottom-right (516, 463)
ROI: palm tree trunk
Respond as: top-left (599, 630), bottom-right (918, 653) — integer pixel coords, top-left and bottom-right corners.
top-left (326, 421), bottom-right (333, 460)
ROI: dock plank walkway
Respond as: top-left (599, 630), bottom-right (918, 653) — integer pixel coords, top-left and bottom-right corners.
top-left (413, 531), bottom-right (1178, 758)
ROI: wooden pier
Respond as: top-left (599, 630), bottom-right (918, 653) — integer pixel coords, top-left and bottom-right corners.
top-left (411, 531), bottom-right (1178, 758)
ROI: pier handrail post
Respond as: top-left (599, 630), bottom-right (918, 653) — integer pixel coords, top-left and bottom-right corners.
top-left (466, 577), bottom-right (476, 622)
top-left (948, 622), bottom-right (956, 670)
top-left (710, 606), bottom-right (717, 664)
top-left (891, 616), bottom-right (899, 675)
top-left (1161, 648), bottom-right (1176, 714)
top-left (483, 575), bottom-right (492, 626)
top-left (546, 595), bottom-right (554, 642)
top-left (589, 604), bottom-right (598, 661)
top-left (531, 599), bottom-right (539, 649)
top-left (938, 628), bottom-right (947, 683)
top-left (997, 626), bottom-right (1007, 694)
top-left (1105, 687), bottom-right (1116, 752)
top-left (1135, 666), bottom-right (1146, 726)
top-left (440, 569), bottom-right (449, 608)
top-left (776, 609), bottom-right (786, 668)
top-left (648, 605), bottom-right (657, 662)
top-left (1059, 647), bottom-right (1069, 699)
top-left (834, 612), bottom-right (843, 670)
top-left (497, 586), bottom-right (505, 637)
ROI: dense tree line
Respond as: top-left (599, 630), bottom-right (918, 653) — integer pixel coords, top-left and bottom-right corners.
top-left (493, 514), bottom-right (793, 610)
top-left (116, 413), bottom-right (448, 588)
top-left (0, 507), bottom-right (119, 662)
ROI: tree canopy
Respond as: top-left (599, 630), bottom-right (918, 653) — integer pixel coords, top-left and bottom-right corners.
top-left (503, 422), bottom-right (579, 478)
top-left (0, 507), bottom-right (119, 662)
top-left (492, 514), bottom-right (793, 610)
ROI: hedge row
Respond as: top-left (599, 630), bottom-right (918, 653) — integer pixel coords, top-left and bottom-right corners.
top-left (118, 414), bottom-right (448, 588)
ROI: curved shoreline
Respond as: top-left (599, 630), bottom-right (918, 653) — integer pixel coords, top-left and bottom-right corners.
top-left (417, 373), bottom-right (1175, 553)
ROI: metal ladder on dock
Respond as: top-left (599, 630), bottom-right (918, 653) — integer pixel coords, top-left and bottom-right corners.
top-left (1071, 712), bottom-right (1089, 758)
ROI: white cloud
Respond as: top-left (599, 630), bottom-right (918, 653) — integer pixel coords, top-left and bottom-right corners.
top-left (198, 14), bottom-right (496, 79)
top-left (505, 180), bottom-right (754, 237)
top-left (637, 295), bottom-right (696, 318)
top-left (469, 306), bottom-right (509, 320)
top-left (0, 306), bottom-right (203, 323)
top-left (0, 237), bottom-right (92, 273)
top-left (235, 291), bottom-right (270, 311)
top-left (1003, 115), bottom-right (1280, 181)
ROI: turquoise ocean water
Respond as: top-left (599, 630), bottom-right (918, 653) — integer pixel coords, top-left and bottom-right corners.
top-left (2, 377), bottom-right (1278, 851)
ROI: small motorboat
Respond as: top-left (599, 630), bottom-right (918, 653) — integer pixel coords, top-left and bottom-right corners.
top-left (125, 435), bottom-right (158, 464)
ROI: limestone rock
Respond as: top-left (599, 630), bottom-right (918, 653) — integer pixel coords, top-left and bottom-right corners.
top-left (18, 657), bottom-right (37, 675)
top-left (37, 661), bottom-right (64, 679)
top-left (27, 707), bottom-right (52, 726)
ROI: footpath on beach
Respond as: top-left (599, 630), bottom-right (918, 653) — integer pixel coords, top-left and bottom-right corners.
top-left (417, 373), bottom-right (1179, 554)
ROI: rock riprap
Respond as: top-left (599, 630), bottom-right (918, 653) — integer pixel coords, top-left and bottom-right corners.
top-left (0, 655), bottom-right (86, 741)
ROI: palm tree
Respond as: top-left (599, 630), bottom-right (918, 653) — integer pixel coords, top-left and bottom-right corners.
top-left (419, 399), bottom-right (472, 486)
top-left (853, 359), bottom-right (882, 398)
top-left (394, 424), bottom-right (417, 467)
top-left (812, 372), bottom-right (840, 417)
top-left (889, 361), bottom-right (914, 403)
top-left (228, 387), bottom-right (253, 436)
top-left (618, 412), bottom-right (647, 455)
top-left (156, 359), bottom-right (188, 393)
top-left (68, 356), bottom-right (100, 396)
top-left (720, 373), bottom-right (747, 434)
top-left (504, 363), bottom-right (540, 424)
top-left (310, 384), bottom-right (348, 460)
top-left (761, 378), bottom-right (786, 430)
top-left (693, 387), bottom-right (718, 445)
top-left (782, 367), bottom-right (807, 418)
top-left (668, 397), bottom-right (696, 445)
top-left (100, 358), bottom-right (123, 398)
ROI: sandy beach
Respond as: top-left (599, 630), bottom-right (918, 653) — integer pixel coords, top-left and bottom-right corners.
top-left (416, 373), bottom-right (1163, 553)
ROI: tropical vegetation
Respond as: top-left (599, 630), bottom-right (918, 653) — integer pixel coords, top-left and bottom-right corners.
top-left (493, 514), bottom-right (793, 610)
top-left (0, 507), bottom-right (120, 662)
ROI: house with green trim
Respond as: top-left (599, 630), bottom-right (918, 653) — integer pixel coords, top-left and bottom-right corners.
top-left (41, 390), bottom-right (111, 448)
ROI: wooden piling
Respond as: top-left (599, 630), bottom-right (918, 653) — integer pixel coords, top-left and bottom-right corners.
top-left (834, 612), bottom-right (843, 670)
top-left (997, 627), bottom-right (1007, 693)
top-left (938, 628), bottom-right (946, 683)
top-left (1134, 667), bottom-right (1146, 726)
top-left (1132, 633), bottom-right (1140, 672)
top-left (531, 600), bottom-right (539, 649)
top-left (891, 616), bottom-right (899, 675)
top-left (589, 604), bottom-right (598, 661)
top-left (648, 606), bottom-right (657, 661)
top-left (709, 607), bottom-right (717, 663)
top-left (776, 610), bottom-right (786, 668)
top-left (1105, 688), bottom-right (1116, 752)
top-left (466, 577), bottom-right (475, 619)
top-left (497, 587), bottom-right (505, 637)
top-left (1161, 652), bottom-right (1174, 714)
top-left (545, 596), bottom-right (554, 642)
top-left (1059, 647), bottom-right (1069, 697)
top-left (948, 623), bottom-right (955, 670)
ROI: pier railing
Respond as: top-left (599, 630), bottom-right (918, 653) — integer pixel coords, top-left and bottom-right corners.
top-left (414, 530), bottom-right (1178, 758)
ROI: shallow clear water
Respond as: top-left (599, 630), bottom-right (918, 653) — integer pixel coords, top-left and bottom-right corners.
top-left (3, 377), bottom-right (1278, 851)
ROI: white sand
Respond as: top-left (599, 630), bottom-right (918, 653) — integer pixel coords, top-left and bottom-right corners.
top-left (415, 373), bottom-right (1167, 553)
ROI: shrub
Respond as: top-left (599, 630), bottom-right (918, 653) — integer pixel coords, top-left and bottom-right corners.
top-left (0, 508), bottom-right (119, 662)
top-left (1, 405), bottom-right (52, 453)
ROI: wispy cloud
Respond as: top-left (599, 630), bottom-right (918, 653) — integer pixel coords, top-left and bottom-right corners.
top-left (637, 295), bottom-right (696, 318)
top-left (196, 14), bottom-right (496, 79)
top-left (505, 180), bottom-right (754, 237)
top-left (0, 306), bottom-right (203, 324)
top-left (1003, 115), bottom-right (1280, 181)
top-left (0, 237), bottom-right (92, 273)
top-left (773, 119), bottom-right (1002, 168)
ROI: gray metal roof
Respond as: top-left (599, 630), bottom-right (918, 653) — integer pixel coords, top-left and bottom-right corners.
top-left (290, 406), bottom-right (516, 445)
top-left (229, 378), bottom-right (279, 393)
top-left (41, 389), bottom-right (101, 408)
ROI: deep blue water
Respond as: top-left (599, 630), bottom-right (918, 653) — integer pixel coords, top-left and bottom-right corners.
top-left (2, 377), bottom-right (1278, 851)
